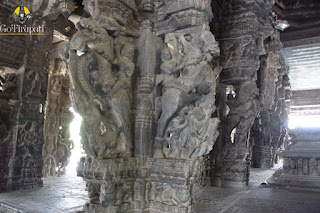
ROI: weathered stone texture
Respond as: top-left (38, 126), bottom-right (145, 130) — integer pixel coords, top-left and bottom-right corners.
top-left (62, 0), bottom-right (220, 211)
top-left (275, 132), bottom-right (320, 189)
top-left (0, 10), bottom-right (54, 191)
top-left (43, 59), bottom-right (73, 177)
top-left (215, 0), bottom-right (264, 188)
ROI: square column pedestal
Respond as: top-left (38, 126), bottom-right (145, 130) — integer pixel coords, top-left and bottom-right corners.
top-left (77, 157), bottom-right (201, 213)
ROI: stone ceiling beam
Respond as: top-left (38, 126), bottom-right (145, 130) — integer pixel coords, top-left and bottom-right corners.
top-left (281, 27), bottom-right (320, 42)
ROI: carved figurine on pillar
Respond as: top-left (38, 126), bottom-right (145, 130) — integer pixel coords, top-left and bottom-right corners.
top-left (221, 81), bottom-right (259, 187)
top-left (154, 29), bottom-right (220, 160)
top-left (63, 0), bottom-right (221, 212)
top-left (0, 0), bottom-right (74, 192)
top-left (62, 0), bottom-right (140, 211)
top-left (43, 59), bottom-right (73, 177)
top-left (217, 0), bottom-right (274, 188)
top-left (252, 16), bottom-right (285, 169)
top-left (62, 15), bottom-right (135, 160)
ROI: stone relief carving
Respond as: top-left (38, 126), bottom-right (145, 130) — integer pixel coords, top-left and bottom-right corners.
top-left (18, 122), bottom-right (42, 157)
top-left (13, 120), bottom-right (45, 190)
top-left (154, 28), bottom-right (220, 159)
top-left (43, 60), bottom-right (73, 176)
top-left (55, 0), bottom-right (293, 211)
top-left (226, 81), bottom-right (260, 145)
top-left (0, 8), bottom-right (60, 191)
top-left (215, 0), bottom-right (278, 187)
top-left (62, 0), bottom-right (222, 211)
top-left (251, 17), bottom-right (289, 169)
top-left (0, 73), bottom-right (19, 191)
top-left (62, 15), bottom-right (137, 159)
top-left (283, 157), bottom-right (320, 177)
top-left (0, 74), bottom-right (18, 135)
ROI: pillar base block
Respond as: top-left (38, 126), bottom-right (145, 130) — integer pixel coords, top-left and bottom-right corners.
top-left (77, 157), bottom-right (201, 213)
top-left (220, 160), bottom-right (250, 189)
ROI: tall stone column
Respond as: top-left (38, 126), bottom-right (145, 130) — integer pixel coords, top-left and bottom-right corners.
top-left (217, 0), bottom-right (273, 188)
top-left (0, 6), bottom-right (26, 192)
top-left (252, 20), bottom-right (284, 169)
top-left (10, 21), bottom-right (54, 190)
top-left (0, 4), bottom-right (54, 190)
top-left (43, 44), bottom-right (73, 177)
top-left (0, 0), bottom-right (73, 192)
top-left (63, 0), bottom-right (220, 212)
top-left (63, 0), bottom-right (141, 211)
top-left (0, 71), bottom-right (19, 192)
top-left (152, 1), bottom-right (220, 210)
top-left (270, 56), bottom-right (291, 165)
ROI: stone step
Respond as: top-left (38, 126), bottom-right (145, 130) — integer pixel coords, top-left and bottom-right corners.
top-left (271, 174), bottom-right (320, 190)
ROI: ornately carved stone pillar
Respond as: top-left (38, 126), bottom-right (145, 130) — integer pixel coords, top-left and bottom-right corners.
top-left (0, 6), bottom-right (28, 192)
top-left (153, 0), bottom-right (220, 208)
top-left (0, 3), bottom-right (55, 190)
top-left (252, 21), bottom-right (285, 169)
top-left (270, 58), bottom-right (291, 165)
top-left (0, 71), bottom-right (19, 192)
top-left (133, 20), bottom-right (158, 159)
top-left (43, 50), bottom-right (73, 177)
top-left (10, 21), bottom-right (54, 190)
top-left (62, 0), bottom-right (140, 211)
top-left (63, 0), bottom-right (220, 212)
top-left (217, 0), bottom-right (273, 188)
top-left (0, 0), bottom-right (73, 192)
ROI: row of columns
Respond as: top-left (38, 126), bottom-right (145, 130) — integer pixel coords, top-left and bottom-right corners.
top-left (0, 21), bottom-right (54, 191)
top-left (0, 1), bottom-right (73, 191)
top-left (208, 0), bottom-right (290, 188)
top-left (43, 43), bottom-right (73, 177)
top-left (63, 0), bottom-right (291, 211)
top-left (0, 0), bottom-right (292, 212)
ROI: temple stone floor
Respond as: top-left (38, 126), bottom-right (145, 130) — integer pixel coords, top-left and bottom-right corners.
top-left (1, 164), bottom-right (320, 213)
top-left (0, 173), bottom-right (88, 213)
top-left (195, 165), bottom-right (320, 213)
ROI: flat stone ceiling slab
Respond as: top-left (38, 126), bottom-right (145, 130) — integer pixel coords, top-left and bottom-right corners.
top-left (283, 43), bottom-right (320, 91)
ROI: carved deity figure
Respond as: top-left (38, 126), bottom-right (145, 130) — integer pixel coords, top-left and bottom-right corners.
top-left (154, 26), bottom-right (220, 159)
top-left (19, 121), bottom-right (41, 157)
top-left (43, 156), bottom-right (56, 177)
top-left (62, 15), bottom-right (137, 159)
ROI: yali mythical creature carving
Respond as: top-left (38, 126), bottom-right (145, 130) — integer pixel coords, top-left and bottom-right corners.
top-left (61, 15), bottom-right (137, 159)
top-left (154, 26), bottom-right (220, 159)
